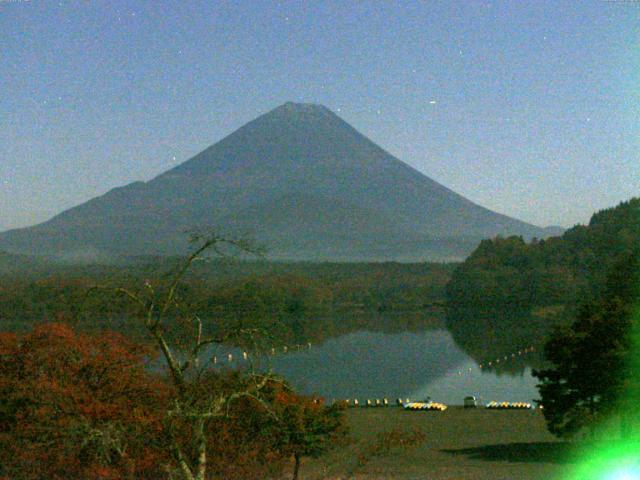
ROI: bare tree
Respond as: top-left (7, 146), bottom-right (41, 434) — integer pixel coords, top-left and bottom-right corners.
top-left (90, 232), bottom-right (278, 480)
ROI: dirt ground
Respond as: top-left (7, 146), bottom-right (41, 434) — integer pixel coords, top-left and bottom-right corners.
top-left (302, 406), bottom-right (575, 480)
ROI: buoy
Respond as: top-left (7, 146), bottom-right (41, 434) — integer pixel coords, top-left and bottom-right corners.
top-left (243, 351), bottom-right (248, 360)
top-left (228, 353), bottom-right (233, 362)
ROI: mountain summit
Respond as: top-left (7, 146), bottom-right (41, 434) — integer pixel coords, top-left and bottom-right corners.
top-left (0, 103), bottom-right (556, 261)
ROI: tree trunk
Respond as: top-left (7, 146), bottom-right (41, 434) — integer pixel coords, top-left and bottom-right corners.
top-left (292, 453), bottom-right (301, 480)
top-left (195, 417), bottom-right (207, 480)
top-left (172, 439), bottom-right (196, 480)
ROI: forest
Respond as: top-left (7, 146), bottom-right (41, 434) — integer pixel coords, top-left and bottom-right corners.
top-left (446, 198), bottom-right (640, 371)
top-left (0, 254), bottom-right (452, 346)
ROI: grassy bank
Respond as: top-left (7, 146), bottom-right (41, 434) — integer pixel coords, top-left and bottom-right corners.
top-left (303, 407), bottom-right (573, 479)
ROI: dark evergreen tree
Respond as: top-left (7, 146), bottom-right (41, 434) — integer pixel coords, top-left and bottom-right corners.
top-left (534, 251), bottom-right (640, 437)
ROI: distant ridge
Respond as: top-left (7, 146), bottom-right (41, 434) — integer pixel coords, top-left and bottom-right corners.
top-left (0, 102), bottom-right (559, 261)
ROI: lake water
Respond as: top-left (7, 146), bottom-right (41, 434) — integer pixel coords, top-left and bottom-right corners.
top-left (210, 325), bottom-right (541, 406)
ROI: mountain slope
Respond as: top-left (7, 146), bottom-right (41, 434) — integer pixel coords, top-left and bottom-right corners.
top-left (0, 102), bottom-right (556, 261)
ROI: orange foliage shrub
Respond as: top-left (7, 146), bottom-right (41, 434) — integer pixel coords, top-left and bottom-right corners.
top-left (0, 323), bottom-right (170, 480)
top-left (0, 324), bottom-right (346, 480)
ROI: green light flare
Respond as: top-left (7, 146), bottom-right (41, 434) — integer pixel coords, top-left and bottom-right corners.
top-left (564, 302), bottom-right (640, 480)
top-left (566, 440), bottom-right (640, 480)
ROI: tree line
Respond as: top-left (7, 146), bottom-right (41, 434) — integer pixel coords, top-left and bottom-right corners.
top-left (445, 198), bottom-right (640, 373)
top-left (447, 198), bottom-right (640, 438)
top-left (0, 257), bottom-right (452, 324)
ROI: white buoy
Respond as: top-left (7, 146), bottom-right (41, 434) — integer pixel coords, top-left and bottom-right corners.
top-left (243, 351), bottom-right (248, 360)
top-left (228, 353), bottom-right (233, 362)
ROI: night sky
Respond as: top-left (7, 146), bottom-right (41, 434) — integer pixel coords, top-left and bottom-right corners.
top-left (1, 0), bottom-right (638, 231)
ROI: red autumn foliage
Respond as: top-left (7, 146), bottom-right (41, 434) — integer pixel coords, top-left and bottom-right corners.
top-left (0, 323), bottom-right (346, 480)
top-left (163, 371), bottom-right (291, 480)
top-left (163, 373), bottom-right (346, 480)
top-left (270, 387), bottom-right (347, 480)
top-left (0, 323), bottom-right (170, 480)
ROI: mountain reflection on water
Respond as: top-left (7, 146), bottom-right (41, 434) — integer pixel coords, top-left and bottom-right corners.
top-left (209, 309), bottom-right (545, 404)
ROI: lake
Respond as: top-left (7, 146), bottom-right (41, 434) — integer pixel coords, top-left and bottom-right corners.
top-left (208, 313), bottom-right (541, 406)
